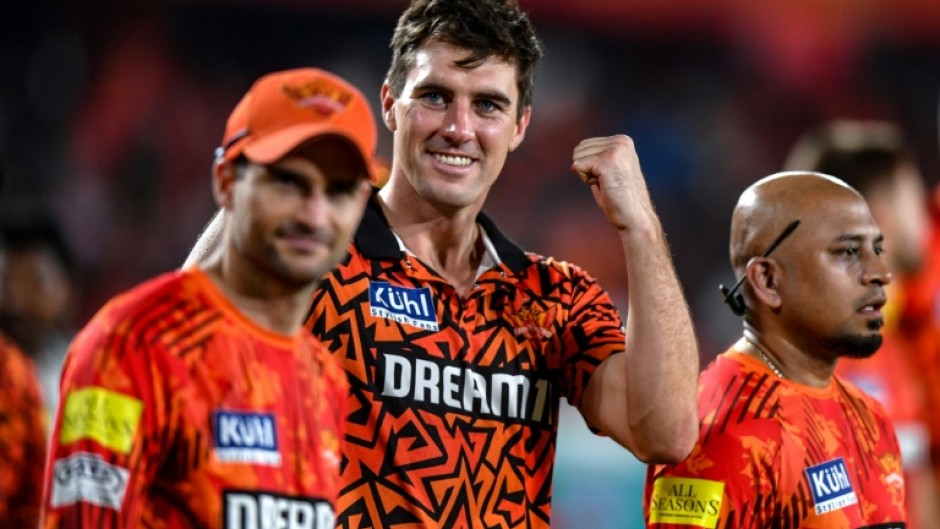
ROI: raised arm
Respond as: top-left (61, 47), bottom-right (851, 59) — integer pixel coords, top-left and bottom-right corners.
top-left (572, 134), bottom-right (698, 463)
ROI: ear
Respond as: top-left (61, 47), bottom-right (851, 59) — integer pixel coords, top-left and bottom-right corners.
top-left (212, 158), bottom-right (238, 210)
top-left (380, 81), bottom-right (397, 132)
top-left (508, 105), bottom-right (532, 152)
top-left (746, 258), bottom-right (782, 310)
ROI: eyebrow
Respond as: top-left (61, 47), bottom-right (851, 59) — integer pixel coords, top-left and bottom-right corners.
top-left (413, 81), bottom-right (513, 108)
top-left (833, 233), bottom-right (885, 244)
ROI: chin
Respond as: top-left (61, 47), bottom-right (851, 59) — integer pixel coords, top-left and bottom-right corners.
top-left (268, 256), bottom-right (328, 287)
top-left (828, 332), bottom-right (884, 360)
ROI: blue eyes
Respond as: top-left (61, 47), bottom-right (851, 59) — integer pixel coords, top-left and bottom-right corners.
top-left (421, 92), bottom-right (500, 113)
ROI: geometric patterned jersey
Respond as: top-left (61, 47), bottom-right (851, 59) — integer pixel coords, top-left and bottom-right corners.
top-left (645, 349), bottom-right (907, 529)
top-left (42, 267), bottom-right (347, 529)
top-left (0, 330), bottom-right (46, 528)
top-left (306, 196), bottom-right (626, 529)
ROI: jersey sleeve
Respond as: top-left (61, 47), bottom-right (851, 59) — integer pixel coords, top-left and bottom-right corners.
top-left (643, 402), bottom-right (783, 529)
top-left (41, 303), bottom-right (170, 529)
top-left (644, 421), bottom-right (781, 529)
top-left (0, 337), bottom-right (47, 528)
top-left (558, 262), bottom-right (626, 408)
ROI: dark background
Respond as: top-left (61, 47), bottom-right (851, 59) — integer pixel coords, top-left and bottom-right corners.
top-left (3, 1), bottom-right (939, 525)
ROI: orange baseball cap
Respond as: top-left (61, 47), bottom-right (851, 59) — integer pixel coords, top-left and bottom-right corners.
top-left (216, 68), bottom-right (376, 180)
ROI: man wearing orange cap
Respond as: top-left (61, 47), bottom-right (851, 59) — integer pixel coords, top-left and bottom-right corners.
top-left (40, 67), bottom-right (374, 529)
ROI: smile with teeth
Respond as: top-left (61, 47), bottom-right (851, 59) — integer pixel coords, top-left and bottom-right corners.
top-left (432, 153), bottom-right (472, 166)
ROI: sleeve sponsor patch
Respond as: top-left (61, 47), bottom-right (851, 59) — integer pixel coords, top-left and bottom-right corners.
top-left (649, 477), bottom-right (724, 528)
top-left (50, 452), bottom-right (130, 510)
top-left (60, 387), bottom-right (144, 454)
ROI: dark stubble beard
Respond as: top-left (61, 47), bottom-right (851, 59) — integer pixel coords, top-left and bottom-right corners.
top-left (827, 319), bottom-right (885, 360)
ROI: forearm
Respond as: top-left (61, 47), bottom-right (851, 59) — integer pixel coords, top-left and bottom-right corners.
top-left (619, 220), bottom-right (698, 462)
top-left (183, 209), bottom-right (225, 268)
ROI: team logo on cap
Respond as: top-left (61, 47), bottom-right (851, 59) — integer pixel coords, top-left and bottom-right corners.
top-left (804, 458), bottom-right (857, 514)
top-left (282, 80), bottom-right (352, 118)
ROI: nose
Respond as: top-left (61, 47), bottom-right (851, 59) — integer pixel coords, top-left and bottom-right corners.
top-left (862, 250), bottom-right (892, 286)
top-left (440, 99), bottom-right (473, 144)
top-left (297, 188), bottom-right (331, 227)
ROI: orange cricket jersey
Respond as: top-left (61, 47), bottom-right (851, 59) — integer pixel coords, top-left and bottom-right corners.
top-left (0, 331), bottom-right (47, 528)
top-left (41, 267), bottom-right (347, 529)
top-left (306, 195), bottom-right (626, 529)
top-left (645, 349), bottom-right (906, 529)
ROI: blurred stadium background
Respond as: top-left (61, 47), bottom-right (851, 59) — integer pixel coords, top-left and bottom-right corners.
top-left (2, 1), bottom-right (940, 526)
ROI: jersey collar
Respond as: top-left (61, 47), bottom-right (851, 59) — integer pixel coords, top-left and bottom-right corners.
top-left (354, 188), bottom-right (530, 273)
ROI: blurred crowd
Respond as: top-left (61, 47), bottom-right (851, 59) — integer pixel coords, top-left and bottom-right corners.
top-left (2, 1), bottom-right (940, 527)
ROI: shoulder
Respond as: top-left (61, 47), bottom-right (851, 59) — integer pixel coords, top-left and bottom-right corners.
top-left (0, 332), bottom-right (42, 397)
top-left (518, 253), bottom-right (611, 298)
top-left (698, 353), bottom-right (786, 439)
top-left (832, 374), bottom-right (892, 421)
top-left (0, 331), bottom-right (32, 372)
top-left (90, 270), bottom-right (192, 326)
top-left (71, 269), bottom-right (214, 362)
top-left (524, 253), bottom-right (591, 280)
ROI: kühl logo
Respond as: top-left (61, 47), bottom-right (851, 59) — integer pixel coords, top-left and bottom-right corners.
top-left (804, 457), bottom-right (857, 514)
top-left (369, 281), bottom-right (438, 331)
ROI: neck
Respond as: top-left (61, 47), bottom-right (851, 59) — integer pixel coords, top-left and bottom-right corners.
top-left (740, 326), bottom-right (835, 388)
top-left (378, 183), bottom-right (485, 295)
top-left (202, 256), bottom-right (316, 336)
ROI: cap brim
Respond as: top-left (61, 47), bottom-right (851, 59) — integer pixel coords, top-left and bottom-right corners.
top-left (242, 123), bottom-right (374, 181)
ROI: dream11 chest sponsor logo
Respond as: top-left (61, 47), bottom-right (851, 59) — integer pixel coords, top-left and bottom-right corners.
top-left (804, 457), bottom-right (858, 515)
top-left (224, 490), bottom-right (334, 529)
top-left (369, 281), bottom-right (438, 331)
top-left (378, 352), bottom-right (555, 425)
top-left (213, 411), bottom-right (281, 466)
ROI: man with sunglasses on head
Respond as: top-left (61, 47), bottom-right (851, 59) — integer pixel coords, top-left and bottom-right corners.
top-left (645, 172), bottom-right (906, 528)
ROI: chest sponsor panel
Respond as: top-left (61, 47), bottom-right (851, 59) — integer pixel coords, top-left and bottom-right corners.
top-left (369, 281), bottom-right (438, 331)
top-left (213, 411), bottom-right (281, 466)
top-left (804, 458), bottom-right (857, 515)
top-left (378, 352), bottom-right (555, 425)
top-left (223, 490), bottom-right (334, 529)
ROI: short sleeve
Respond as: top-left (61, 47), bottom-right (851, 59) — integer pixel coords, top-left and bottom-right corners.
top-left (41, 308), bottom-right (168, 529)
top-left (559, 263), bottom-right (626, 409)
top-left (644, 424), bottom-right (781, 529)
